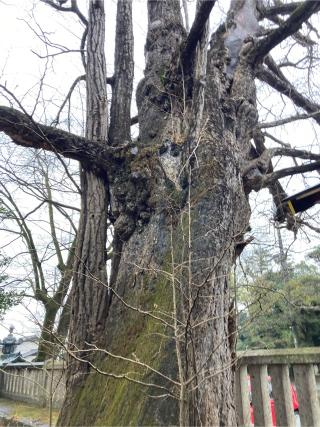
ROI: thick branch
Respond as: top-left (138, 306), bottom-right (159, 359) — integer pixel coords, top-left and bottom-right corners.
top-left (80, 26), bottom-right (88, 69)
top-left (248, 132), bottom-right (295, 227)
top-left (271, 147), bottom-right (320, 162)
top-left (266, 14), bottom-right (316, 48)
top-left (258, 66), bottom-right (320, 127)
top-left (0, 106), bottom-right (128, 173)
top-left (180, 0), bottom-right (216, 68)
top-left (41, 0), bottom-right (73, 12)
top-left (243, 146), bottom-right (320, 177)
top-left (70, 0), bottom-right (87, 26)
top-left (245, 131), bottom-right (318, 227)
top-left (263, 161), bottom-right (320, 186)
top-left (260, 2), bottom-right (303, 19)
top-left (253, 1), bottom-right (320, 63)
top-left (41, 0), bottom-right (88, 26)
top-left (56, 289), bottom-right (72, 338)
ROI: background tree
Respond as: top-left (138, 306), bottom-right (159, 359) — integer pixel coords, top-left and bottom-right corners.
top-left (0, 0), bottom-right (320, 425)
top-left (0, 146), bottom-right (79, 360)
top-left (238, 245), bottom-right (320, 349)
top-left (0, 253), bottom-right (19, 320)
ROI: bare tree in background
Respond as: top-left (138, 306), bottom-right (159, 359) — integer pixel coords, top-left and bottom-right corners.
top-left (0, 0), bottom-right (320, 425)
top-left (0, 146), bottom-right (79, 360)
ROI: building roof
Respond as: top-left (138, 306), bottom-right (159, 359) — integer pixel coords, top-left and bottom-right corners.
top-left (0, 334), bottom-right (38, 365)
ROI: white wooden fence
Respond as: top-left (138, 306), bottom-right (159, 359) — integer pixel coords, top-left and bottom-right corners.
top-left (0, 360), bottom-right (65, 409)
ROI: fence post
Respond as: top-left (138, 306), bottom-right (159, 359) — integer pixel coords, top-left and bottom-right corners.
top-left (293, 364), bottom-right (320, 427)
top-left (248, 364), bottom-right (273, 427)
top-left (269, 364), bottom-right (295, 427)
top-left (235, 364), bottom-right (251, 427)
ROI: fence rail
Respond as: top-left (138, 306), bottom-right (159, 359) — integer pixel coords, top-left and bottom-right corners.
top-left (235, 347), bottom-right (320, 427)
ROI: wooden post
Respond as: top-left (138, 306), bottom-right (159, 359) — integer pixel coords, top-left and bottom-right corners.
top-left (0, 369), bottom-right (3, 395)
top-left (248, 364), bottom-right (272, 427)
top-left (41, 366), bottom-right (48, 407)
top-left (293, 364), bottom-right (320, 427)
top-left (18, 368), bottom-right (23, 397)
top-left (7, 370), bottom-right (13, 394)
top-left (13, 369), bottom-right (18, 395)
top-left (235, 365), bottom-right (251, 426)
top-left (269, 364), bottom-right (295, 427)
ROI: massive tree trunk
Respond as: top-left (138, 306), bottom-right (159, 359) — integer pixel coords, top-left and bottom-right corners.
top-left (59, 1), bottom-right (253, 425)
top-left (1, 0), bottom-right (320, 425)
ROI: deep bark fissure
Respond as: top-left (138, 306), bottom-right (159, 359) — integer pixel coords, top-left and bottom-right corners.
top-left (60, 3), bottom-right (110, 417)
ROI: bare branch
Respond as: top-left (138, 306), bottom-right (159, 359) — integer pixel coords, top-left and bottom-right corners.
top-left (0, 185), bottom-right (47, 299)
top-left (263, 160), bottom-right (320, 186)
top-left (84, 342), bottom-right (180, 387)
top-left (263, 132), bottom-right (290, 147)
top-left (44, 169), bottom-right (65, 270)
top-left (257, 66), bottom-right (320, 127)
top-left (41, 0), bottom-right (88, 26)
top-left (40, 0), bottom-right (73, 12)
top-left (43, 198), bottom-right (80, 212)
top-left (62, 339), bottom-right (177, 398)
top-left (259, 110), bottom-right (320, 128)
top-left (252, 1), bottom-right (320, 63)
top-left (53, 75), bottom-right (85, 125)
top-left (244, 144), bottom-right (320, 177)
top-left (296, 218), bottom-right (320, 234)
top-left (271, 147), bottom-right (320, 162)
top-left (265, 14), bottom-right (316, 48)
top-left (70, 0), bottom-right (87, 26)
top-left (54, 73), bottom-right (115, 125)
top-left (260, 2), bottom-right (303, 19)
top-left (31, 49), bottom-right (84, 59)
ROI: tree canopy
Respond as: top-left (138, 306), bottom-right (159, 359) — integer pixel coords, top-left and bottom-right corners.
top-left (238, 245), bottom-right (320, 350)
top-left (0, 253), bottom-right (19, 320)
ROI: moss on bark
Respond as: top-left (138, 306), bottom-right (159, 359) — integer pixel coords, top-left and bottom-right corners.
top-left (66, 258), bottom-right (179, 426)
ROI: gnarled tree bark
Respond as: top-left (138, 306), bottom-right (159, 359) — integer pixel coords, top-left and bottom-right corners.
top-left (64, 0), bottom-right (110, 398)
